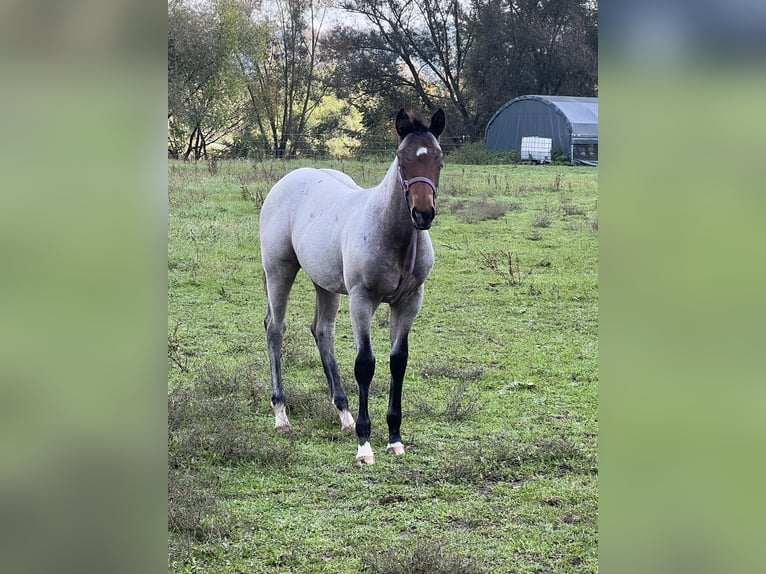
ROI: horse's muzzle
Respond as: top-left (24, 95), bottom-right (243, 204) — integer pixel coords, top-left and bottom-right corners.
top-left (411, 207), bottom-right (435, 230)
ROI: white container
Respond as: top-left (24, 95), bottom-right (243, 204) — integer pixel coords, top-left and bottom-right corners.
top-left (520, 136), bottom-right (552, 163)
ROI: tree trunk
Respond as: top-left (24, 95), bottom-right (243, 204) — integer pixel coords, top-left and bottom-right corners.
top-left (194, 127), bottom-right (202, 160)
top-left (183, 125), bottom-right (197, 161)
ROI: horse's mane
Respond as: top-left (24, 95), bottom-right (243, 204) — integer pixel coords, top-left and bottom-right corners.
top-left (405, 110), bottom-right (430, 134)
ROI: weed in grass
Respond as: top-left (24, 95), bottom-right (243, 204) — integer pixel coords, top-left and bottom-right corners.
top-left (560, 197), bottom-right (586, 217)
top-left (443, 181), bottom-right (471, 197)
top-left (207, 156), bottom-right (219, 176)
top-left (443, 381), bottom-right (482, 421)
top-left (167, 179), bottom-right (186, 209)
top-left (168, 321), bottom-right (190, 373)
top-left (479, 249), bottom-right (524, 286)
top-left (532, 213), bottom-right (553, 228)
top-left (169, 363), bottom-right (297, 467)
top-left (168, 466), bottom-right (225, 541)
top-left (550, 173), bottom-right (563, 192)
top-left (237, 174), bottom-right (265, 208)
top-left (440, 433), bottom-right (588, 485)
top-left (363, 538), bottom-right (483, 574)
top-left (281, 387), bottom-right (339, 428)
top-left (591, 214), bottom-right (599, 231)
top-left (420, 361), bottom-right (486, 382)
top-left (415, 380), bottom-right (482, 422)
top-left (451, 196), bottom-right (516, 223)
top-left (525, 229), bottom-right (543, 241)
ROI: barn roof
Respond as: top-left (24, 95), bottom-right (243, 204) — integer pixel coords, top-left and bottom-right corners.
top-left (486, 95), bottom-right (598, 141)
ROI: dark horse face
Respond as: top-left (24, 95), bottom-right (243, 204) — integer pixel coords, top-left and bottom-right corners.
top-left (395, 108), bottom-right (445, 230)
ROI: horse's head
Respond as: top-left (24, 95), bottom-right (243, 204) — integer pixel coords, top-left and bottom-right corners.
top-left (395, 108), bottom-right (445, 230)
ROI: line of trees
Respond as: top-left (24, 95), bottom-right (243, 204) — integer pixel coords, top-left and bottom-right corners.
top-left (168, 0), bottom-right (597, 160)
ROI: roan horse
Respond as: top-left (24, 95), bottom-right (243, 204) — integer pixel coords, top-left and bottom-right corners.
top-left (259, 108), bottom-right (445, 464)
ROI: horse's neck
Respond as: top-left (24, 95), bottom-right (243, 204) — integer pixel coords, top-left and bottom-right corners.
top-left (373, 158), bottom-right (411, 239)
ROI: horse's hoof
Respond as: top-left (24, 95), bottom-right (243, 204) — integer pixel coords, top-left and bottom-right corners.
top-left (386, 442), bottom-right (405, 455)
top-left (356, 442), bottom-right (374, 465)
top-left (275, 423), bottom-right (292, 432)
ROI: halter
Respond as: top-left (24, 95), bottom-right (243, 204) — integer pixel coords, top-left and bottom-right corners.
top-left (397, 166), bottom-right (438, 204)
top-left (388, 167), bottom-right (438, 305)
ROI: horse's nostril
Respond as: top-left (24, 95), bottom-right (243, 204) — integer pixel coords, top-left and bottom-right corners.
top-left (411, 207), bottom-right (434, 229)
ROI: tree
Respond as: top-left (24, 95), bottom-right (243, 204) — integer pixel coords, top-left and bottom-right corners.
top-left (168, 0), bottom-right (246, 159)
top-left (330, 0), bottom-right (478, 138)
top-left (227, 0), bottom-right (330, 158)
top-left (466, 0), bottom-right (598, 128)
top-left (329, 0), bottom-right (597, 139)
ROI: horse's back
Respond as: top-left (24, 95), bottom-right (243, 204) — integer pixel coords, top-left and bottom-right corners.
top-left (260, 167), bottom-right (364, 293)
top-left (262, 167), bottom-right (360, 213)
top-left (318, 168), bottom-right (362, 190)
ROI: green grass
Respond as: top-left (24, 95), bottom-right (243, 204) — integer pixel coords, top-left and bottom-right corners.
top-left (168, 158), bottom-right (598, 573)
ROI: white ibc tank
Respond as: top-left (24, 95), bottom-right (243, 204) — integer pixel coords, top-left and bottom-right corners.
top-left (520, 136), bottom-right (552, 163)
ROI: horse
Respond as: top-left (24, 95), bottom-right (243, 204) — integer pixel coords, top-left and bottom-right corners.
top-left (259, 108), bottom-right (445, 464)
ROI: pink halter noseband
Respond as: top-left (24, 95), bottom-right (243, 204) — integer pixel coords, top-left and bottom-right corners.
top-left (398, 167), bottom-right (438, 203)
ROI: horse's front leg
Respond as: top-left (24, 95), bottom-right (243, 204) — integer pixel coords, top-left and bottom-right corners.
top-left (349, 293), bottom-right (378, 464)
top-left (387, 286), bottom-right (424, 456)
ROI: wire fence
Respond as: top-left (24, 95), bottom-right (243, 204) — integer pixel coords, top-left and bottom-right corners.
top-left (171, 134), bottom-right (484, 161)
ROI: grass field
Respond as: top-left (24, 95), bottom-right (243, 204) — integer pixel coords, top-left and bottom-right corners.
top-left (168, 157), bottom-right (598, 573)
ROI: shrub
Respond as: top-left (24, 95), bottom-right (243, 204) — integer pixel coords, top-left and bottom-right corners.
top-left (447, 141), bottom-right (519, 165)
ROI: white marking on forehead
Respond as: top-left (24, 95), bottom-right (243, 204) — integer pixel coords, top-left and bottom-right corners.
top-left (397, 132), bottom-right (442, 153)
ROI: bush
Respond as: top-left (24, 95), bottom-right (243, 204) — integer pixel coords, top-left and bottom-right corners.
top-left (447, 141), bottom-right (520, 165)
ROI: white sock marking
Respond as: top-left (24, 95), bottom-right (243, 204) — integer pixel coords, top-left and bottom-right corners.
top-left (272, 402), bottom-right (291, 429)
top-left (339, 409), bottom-right (355, 430)
top-left (386, 442), bottom-right (405, 455)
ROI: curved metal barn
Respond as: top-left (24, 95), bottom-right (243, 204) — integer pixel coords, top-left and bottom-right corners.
top-left (485, 95), bottom-right (598, 165)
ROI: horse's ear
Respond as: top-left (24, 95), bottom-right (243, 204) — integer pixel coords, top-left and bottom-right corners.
top-left (395, 108), bottom-right (412, 139)
top-left (429, 108), bottom-right (445, 138)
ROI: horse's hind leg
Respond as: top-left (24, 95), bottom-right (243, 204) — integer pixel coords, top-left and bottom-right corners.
top-left (311, 284), bottom-right (354, 432)
top-left (263, 261), bottom-right (299, 431)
